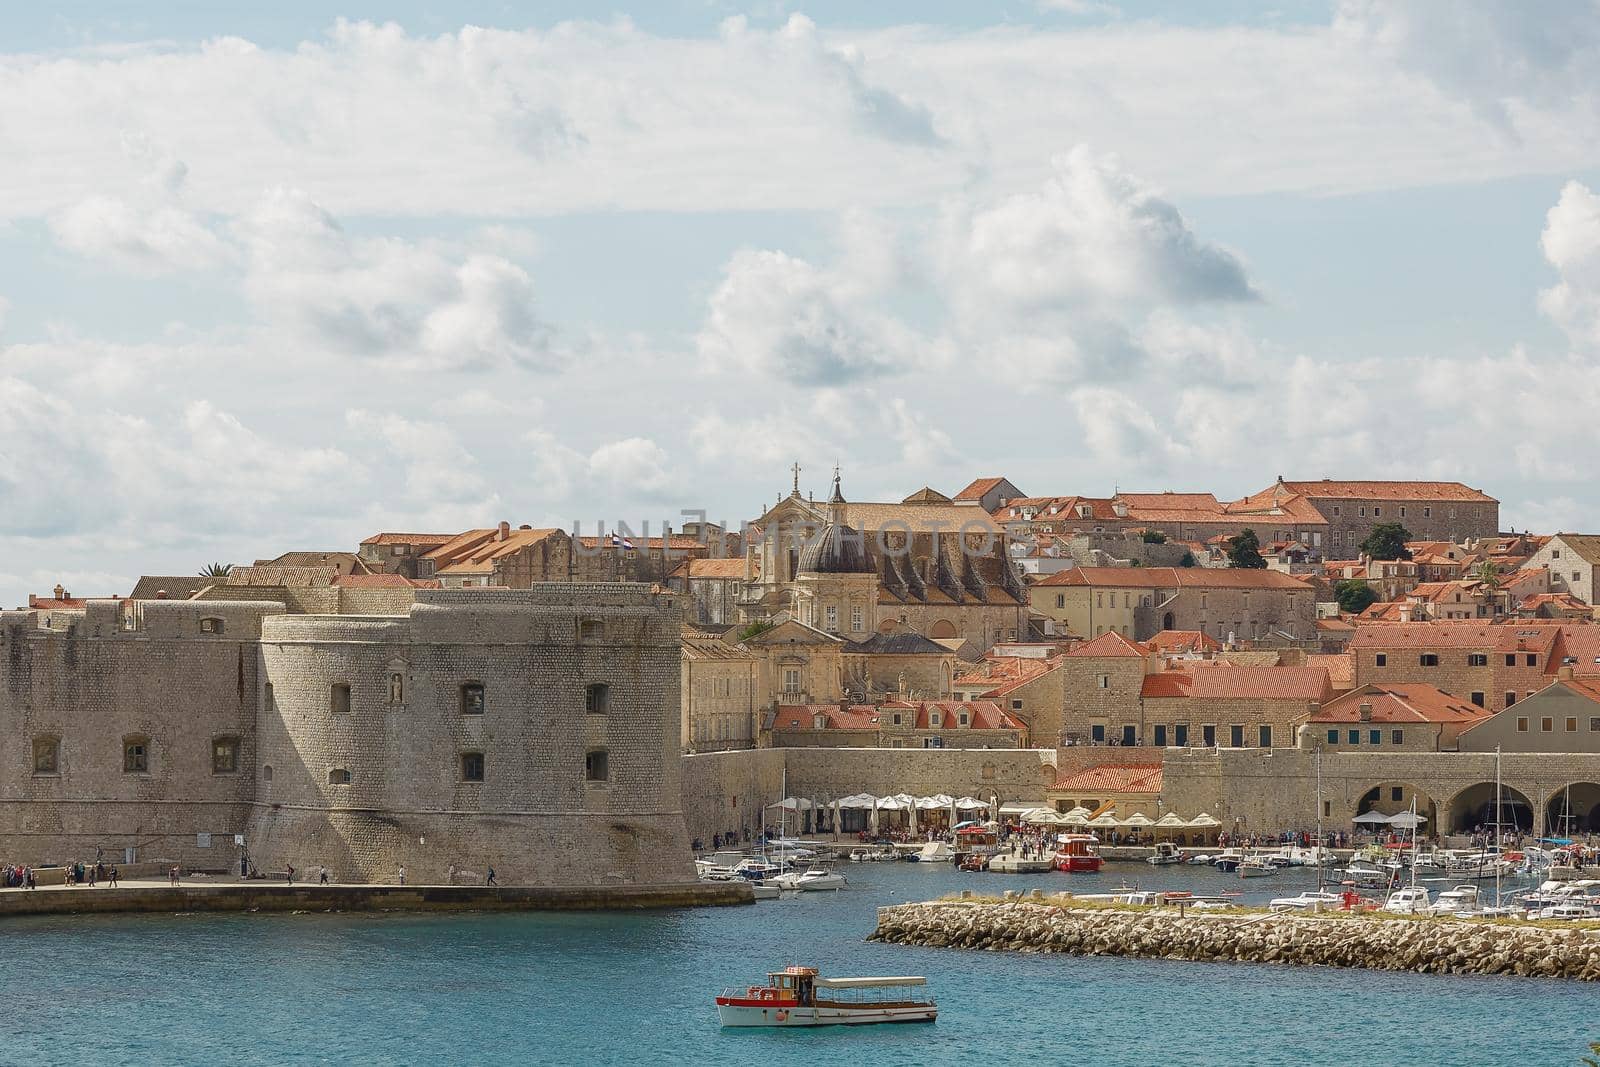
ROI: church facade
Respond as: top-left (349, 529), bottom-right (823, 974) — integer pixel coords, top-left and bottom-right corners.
top-left (737, 475), bottom-right (1029, 651)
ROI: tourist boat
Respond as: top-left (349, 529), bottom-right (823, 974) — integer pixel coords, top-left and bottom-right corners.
top-left (770, 865), bottom-right (846, 892)
top-left (1383, 886), bottom-right (1431, 914)
top-left (1211, 849), bottom-right (1244, 873)
top-left (1426, 885), bottom-right (1481, 916)
top-left (988, 847), bottom-right (1053, 874)
top-left (1146, 842), bottom-right (1183, 866)
top-left (908, 841), bottom-right (954, 863)
top-left (958, 852), bottom-right (990, 872)
top-left (1268, 890), bottom-right (1344, 912)
top-left (1054, 834), bottom-right (1105, 873)
top-left (1238, 856), bottom-right (1277, 878)
top-left (716, 966), bottom-right (936, 1027)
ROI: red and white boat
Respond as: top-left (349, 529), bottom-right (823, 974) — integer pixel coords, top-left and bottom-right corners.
top-left (716, 966), bottom-right (937, 1027)
top-left (1053, 833), bottom-right (1104, 873)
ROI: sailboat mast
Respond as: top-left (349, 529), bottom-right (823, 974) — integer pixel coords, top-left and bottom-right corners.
top-left (1314, 744), bottom-right (1324, 896)
top-left (1494, 745), bottom-right (1502, 908)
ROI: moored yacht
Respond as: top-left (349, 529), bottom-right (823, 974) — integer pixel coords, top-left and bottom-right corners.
top-left (769, 864), bottom-right (846, 892)
top-left (716, 967), bottom-right (936, 1027)
top-left (1146, 842), bottom-right (1184, 866)
top-left (1383, 885), bottom-right (1431, 914)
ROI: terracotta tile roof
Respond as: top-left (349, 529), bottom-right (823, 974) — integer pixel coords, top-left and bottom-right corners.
top-left (1066, 631), bottom-right (1150, 658)
top-left (1317, 617), bottom-right (1356, 633)
top-left (1349, 621), bottom-right (1562, 653)
top-left (955, 477), bottom-right (1006, 501)
top-left (1117, 492), bottom-right (1223, 512)
top-left (977, 663), bottom-right (1063, 699)
top-left (330, 573), bottom-right (439, 588)
top-left (954, 655), bottom-right (1054, 688)
top-left (771, 704), bottom-right (882, 730)
top-left (838, 502), bottom-right (1001, 534)
top-left (1142, 665), bottom-right (1331, 701)
top-left (1551, 534), bottom-right (1600, 566)
top-left (260, 551), bottom-right (368, 570)
top-left (1311, 684), bottom-right (1489, 725)
top-left (574, 535), bottom-right (706, 551)
top-left (885, 699), bottom-right (1024, 731)
top-left (1035, 567), bottom-right (1312, 590)
top-left (1147, 630), bottom-right (1222, 654)
top-left (1306, 653), bottom-right (1355, 689)
top-left (681, 634), bottom-right (756, 661)
top-left (1224, 486), bottom-right (1328, 524)
top-left (433, 528), bottom-right (566, 574)
top-left (1559, 678), bottom-right (1600, 703)
top-left (361, 532), bottom-right (455, 547)
top-left (129, 576), bottom-right (210, 601)
top-left (1279, 480), bottom-right (1496, 503)
top-left (1053, 763), bottom-right (1164, 793)
top-left (902, 486), bottom-right (953, 504)
top-left (672, 558), bottom-right (749, 579)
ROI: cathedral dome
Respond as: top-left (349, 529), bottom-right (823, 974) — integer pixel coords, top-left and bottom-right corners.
top-left (797, 522), bottom-right (874, 575)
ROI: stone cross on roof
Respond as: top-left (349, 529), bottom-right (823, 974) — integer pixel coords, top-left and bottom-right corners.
top-left (791, 461), bottom-right (802, 496)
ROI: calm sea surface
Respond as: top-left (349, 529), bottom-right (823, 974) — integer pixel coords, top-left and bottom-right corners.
top-left (2, 861), bottom-right (1595, 1066)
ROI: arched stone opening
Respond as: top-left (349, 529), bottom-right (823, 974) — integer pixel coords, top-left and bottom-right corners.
top-left (929, 619), bottom-right (958, 639)
top-left (1354, 782), bottom-right (1437, 829)
top-left (1545, 783), bottom-right (1600, 836)
top-left (1446, 782), bottom-right (1534, 833)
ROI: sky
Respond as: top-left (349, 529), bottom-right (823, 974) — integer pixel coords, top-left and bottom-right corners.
top-left (2, 1), bottom-right (1600, 606)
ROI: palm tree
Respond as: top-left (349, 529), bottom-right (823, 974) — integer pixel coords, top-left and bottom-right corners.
top-left (199, 562), bottom-right (234, 577)
top-left (1475, 561), bottom-right (1502, 592)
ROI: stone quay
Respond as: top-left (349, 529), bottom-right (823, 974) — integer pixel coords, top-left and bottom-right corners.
top-left (870, 897), bottom-right (1600, 981)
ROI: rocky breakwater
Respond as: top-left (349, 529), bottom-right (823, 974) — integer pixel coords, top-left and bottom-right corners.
top-left (869, 897), bottom-right (1600, 980)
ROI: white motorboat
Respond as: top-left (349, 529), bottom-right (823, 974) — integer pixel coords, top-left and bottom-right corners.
top-left (717, 967), bottom-right (936, 1027)
top-left (1538, 903), bottom-right (1598, 920)
top-left (1426, 885), bottom-right (1481, 915)
top-left (1185, 854), bottom-right (1215, 865)
top-left (987, 848), bottom-right (1054, 874)
top-left (1383, 886), bottom-right (1431, 914)
top-left (1237, 857), bottom-right (1277, 878)
top-left (908, 841), bottom-right (954, 863)
top-left (769, 865), bottom-right (846, 892)
top-left (695, 851), bottom-right (752, 880)
top-left (1147, 842), bottom-right (1184, 866)
top-left (1212, 849), bottom-right (1244, 873)
top-left (1268, 891), bottom-right (1344, 912)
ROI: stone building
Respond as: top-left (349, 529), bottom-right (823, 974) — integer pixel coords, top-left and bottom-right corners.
top-left (1030, 566), bottom-right (1315, 643)
top-left (418, 524), bottom-right (573, 587)
top-left (765, 700), bottom-right (1025, 749)
top-left (739, 473), bottom-right (1028, 651)
top-left (1237, 478), bottom-right (1499, 553)
top-left (1527, 534), bottom-right (1600, 607)
top-left (1455, 676), bottom-right (1600, 753)
top-left (666, 558), bottom-right (754, 626)
top-left (358, 533), bottom-right (457, 577)
top-left (1347, 620), bottom-right (1600, 713)
top-left (0, 586), bottom-right (696, 886)
top-left (681, 631), bottom-right (758, 754)
top-left (1303, 683), bottom-right (1490, 752)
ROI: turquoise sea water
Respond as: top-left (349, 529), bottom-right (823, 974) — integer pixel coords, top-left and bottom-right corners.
top-left (3, 862), bottom-right (1596, 1066)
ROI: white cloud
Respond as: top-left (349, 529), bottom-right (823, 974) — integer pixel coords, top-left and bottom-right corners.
top-left (696, 248), bottom-right (927, 384)
top-left (942, 146), bottom-right (1256, 320)
top-left (1539, 180), bottom-right (1600, 350)
top-left (0, 15), bottom-right (1594, 227)
top-left (51, 195), bottom-right (232, 275)
top-left (345, 409), bottom-right (498, 516)
top-left (235, 188), bottom-right (559, 370)
top-left (588, 437), bottom-right (678, 497)
top-left (1337, 0), bottom-right (1600, 137)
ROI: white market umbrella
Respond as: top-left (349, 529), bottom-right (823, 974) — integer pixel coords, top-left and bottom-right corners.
top-left (1063, 806), bottom-right (1092, 820)
top-left (1088, 813), bottom-right (1121, 829)
top-left (954, 796), bottom-right (988, 811)
top-left (916, 794), bottom-right (953, 810)
top-left (1023, 810), bottom-right (1064, 826)
top-left (1386, 812), bottom-right (1428, 829)
top-left (1121, 813), bottom-right (1154, 829)
top-left (875, 796), bottom-right (908, 810)
top-left (1154, 812), bottom-right (1188, 829)
top-left (766, 797), bottom-right (814, 811)
top-left (1352, 811), bottom-right (1392, 826)
top-left (1060, 812), bottom-right (1090, 827)
top-left (836, 793), bottom-right (877, 809)
top-left (1186, 813), bottom-right (1221, 828)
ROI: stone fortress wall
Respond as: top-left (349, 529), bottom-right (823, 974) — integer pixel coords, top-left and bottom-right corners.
top-left (1, 587), bottom-right (695, 886)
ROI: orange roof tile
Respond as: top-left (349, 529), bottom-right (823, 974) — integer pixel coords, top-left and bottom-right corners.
top-left (1311, 684), bottom-right (1489, 725)
top-left (1035, 567), bottom-right (1312, 590)
top-left (1280, 480), bottom-right (1496, 503)
top-left (1066, 632), bottom-right (1150, 658)
top-left (1053, 763), bottom-right (1164, 793)
top-left (1147, 630), bottom-right (1222, 654)
top-left (360, 532), bottom-right (455, 546)
top-left (955, 476), bottom-right (1007, 501)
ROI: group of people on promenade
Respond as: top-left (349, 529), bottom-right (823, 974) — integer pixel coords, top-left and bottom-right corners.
top-left (1, 861), bottom-right (119, 889)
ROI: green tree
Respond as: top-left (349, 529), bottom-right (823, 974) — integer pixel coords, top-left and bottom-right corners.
top-left (1141, 530), bottom-right (1167, 544)
top-left (1335, 579), bottom-right (1378, 614)
top-left (1475, 560), bottom-right (1502, 593)
top-left (1360, 522), bottom-right (1413, 560)
top-left (1226, 529), bottom-right (1266, 569)
top-left (199, 562), bottom-right (233, 577)
top-left (735, 619), bottom-right (775, 643)
top-left (1179, 551), bottom-right (1197, 568)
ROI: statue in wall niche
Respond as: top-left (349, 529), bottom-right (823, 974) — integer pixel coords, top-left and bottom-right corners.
top-left (897, 672), bottom-right (907, 696)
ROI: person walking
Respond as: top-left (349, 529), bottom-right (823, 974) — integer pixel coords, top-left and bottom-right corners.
top-left (486, 866), bottom-right (497, 887)
top-left (448, 864), bottom-right (457, 885)
top-left (319, 865), bottom-right (329, 885)
top-left (108, 866), bottom-right (119, 888)
top-left (398, 865), bottom-right (406, 885)
top-left (285, 863), bottom-right (295, 885)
